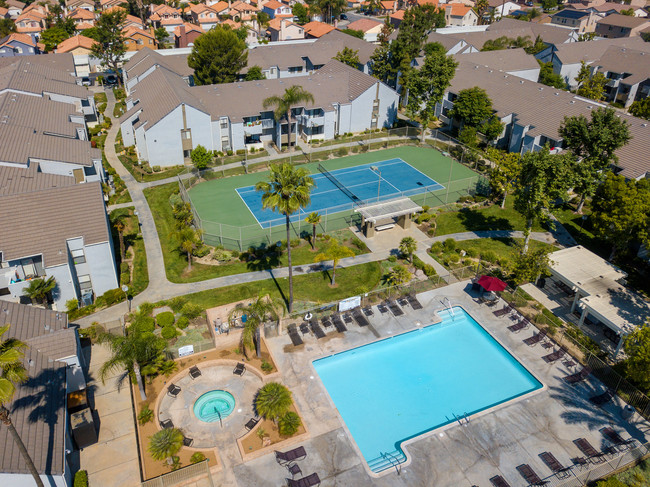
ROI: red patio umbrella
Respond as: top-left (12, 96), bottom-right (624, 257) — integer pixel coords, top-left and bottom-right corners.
top-left (477, 275), bottom-right (507, 292)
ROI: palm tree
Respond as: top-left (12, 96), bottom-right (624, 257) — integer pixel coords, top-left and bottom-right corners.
top-left (314, 239), bottom-right (355, 286)
top-left (0, 324), bottom-right (45, 487)
top-left (172, 202), bottom-right (194, 228)
top-left (228, 294), bottom-right (281, 359)
top-left (173, 228), bottom-right (202, 271)
top-left (304, 212), bottom-right (321, 250)
top-left (263, 86), bottom-right (314, 152)
top-left (148, 428), bottom-right (184, 461)
top-left (22, 276), bottom-right (56, 309)
top-left (97, 328), bottom-right (165, 401)
top-left (255, 163), bottom-right (314, 312)
top-left (399, 237), bottom-right (417, 263)
top-left (385, 265), bottom-right (412, 287)
top-left (114, 216), bottom-right (127, 260)
top-left (255, 382), bottom-right (292, 423)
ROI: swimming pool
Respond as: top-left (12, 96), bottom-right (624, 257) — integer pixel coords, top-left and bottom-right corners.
top-left (312, 307), bottom-right (542, 473)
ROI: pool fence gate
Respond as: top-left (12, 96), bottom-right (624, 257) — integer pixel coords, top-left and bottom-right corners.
top-left (140, 459), bottom-right (213, 487)
top-left (178, 129), bottom-right (488, 251)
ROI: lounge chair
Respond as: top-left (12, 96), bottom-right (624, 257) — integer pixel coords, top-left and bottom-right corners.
top-left (363, 306), bottom-right (374, 316)
top-left (160, 418), bottom-right (173, 429)
top-left (233, 362), bottom-right (246, 376)
top-left (542, 347), bottom-right (567, 364)
top-left (516, 464), bottom-right (548, 485)
top-left (287, 462), bottom-right (302, 478)
top-left (343, 313), bottom-right (353, 324)
top-left (601, 427), bottom-right (636, 450)
top-left (493, 304), bottom-right (512, 317)
top-left (398, 296), bottom-right (409, 307)
top-left (183, 435), bottom-right (194, 447)
top-left (489, 475), bottom-right (512, 487)
top-left (564, 366), bottom-right (591, 384)
top-left (244, 418), bottom-right (259, 431)
top-left (286, 473), bottom-right (320, 487)
top-left (539, 452), bottom-right (569, 478)
top-left (508, 320), bottom-right (529, 333)
top-left (299, 322), bottom-right (310, 335)
top-left (524, 329), bottom-right (547, 346)
top-left (378, 303), bottom-right (389, 314)
top-left (332, 314), bottom-right (347, 332)
top-left (589, 390), bottom-right (614, 407)
top-left (167, 384), bottom-right (181, 398)
top-left (288, 324), bottom-right (303, 346)
top-left (387, 300), bottom-right (404, 316)
top-left (189, 365), bottom-right (201, 379)
top-left (407, 293), bottom-right (423, 310)
top-left (275, 446), bottom-right (307, 465)
top-left (352, 309), bottom-right (370, 327)
top-left (574, 438), bottom-right (606, 464)
top-left (320, 316), bottom-right (332, 328)
top-left (310, 320), bottom-right (326, 339)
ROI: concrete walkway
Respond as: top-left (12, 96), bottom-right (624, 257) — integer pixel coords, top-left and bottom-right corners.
top-left (107, 202), bottom-right (135, 212)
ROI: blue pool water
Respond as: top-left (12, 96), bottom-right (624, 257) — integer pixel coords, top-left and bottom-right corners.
top-left (193, 390), bottom-right (235, 422)
top-left (312, 307), bottom-right (542, 472)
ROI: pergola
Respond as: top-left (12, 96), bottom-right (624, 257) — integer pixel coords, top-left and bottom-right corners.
top-left (355, 198), bottom-right (423, 238)
top-left (548, 246), bottom-right (650, 356)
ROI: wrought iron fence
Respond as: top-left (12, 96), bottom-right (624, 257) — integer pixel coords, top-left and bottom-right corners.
top-left (140, 460), bottom-right (213, 487)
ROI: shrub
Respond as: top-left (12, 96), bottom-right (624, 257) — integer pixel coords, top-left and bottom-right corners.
top-left (226, 150), bottom-right (233, 156)
top-left (236, 149), bottom-right (245, 155)
top-left (261, 360), bottom-right (273, 373)
top-left (430, 242), bottom-right (443, 254)
top-left (336, 147), bottom-right (348, 157)
top-left (120, 262), bottom-right (130, 273)
top-left (278, 411), bottom-right (302, 436)
top-left (153, 165), bottom-right (161, 172)
top-left (74, 470), bottom-right (88, 487)
top-left (132, 316), bottom-right (155, 334)
top-left (138, 405), bottom-right (154, 425)
top-left (465, 248), bottom-right (478, 258)
top-left (190, 452), bottom-right (206, 464)
top-left (255, 382), bottom-right (292, 421)
top-left (161, 325), bottom-right (178, 339)
top-left (443, 238), bottom-right (457, 251)
top-left (213, 248), bottom-right (232, 262)
top-left (98, 288), bottom-right (125, 307)
top-left (192, 245), bottom-right (210, 258)
top-left (422, 205), bottom-right (430, 212)
top-left (427, 228), bottom-right (435, 237)
top-left (449, 254), bottom-right (460, 264)
top-left (388, 255), bottom-right (397, 263)
top-left (167, 296), bottom-right (187, 312)
top-left (176, 316), bottom-right (190, 329)
top-left (351, 237), bottom-right (367, 251)
top-left (290, 238), bottom-right (301, 248)
top-left (120, 272), bottom-right (130, 285)
top-left (422, 264), bottom-right (437, 277)
top-left (181, 303), bottom-right (202, 320)
top-left (156, 311), bottom-right (175, 328)
top-left (66, 299), bottom-right (79, 312)
top-left (481, 250), bottom-right (498, 263)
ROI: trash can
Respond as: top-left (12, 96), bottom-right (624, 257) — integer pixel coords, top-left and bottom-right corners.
top-left (622, 405), bottom-right (635, 421)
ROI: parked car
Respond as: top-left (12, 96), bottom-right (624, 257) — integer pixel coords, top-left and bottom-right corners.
top-left (340, 13), bottom-right (348, 20)
top-left (81, 76), bottom-right (92, 86)
top-left (104, 74), bottom-right (118, 87)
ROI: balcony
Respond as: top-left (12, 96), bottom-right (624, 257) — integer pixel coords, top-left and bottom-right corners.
top-left (261, 119), bottom-right (275, 129)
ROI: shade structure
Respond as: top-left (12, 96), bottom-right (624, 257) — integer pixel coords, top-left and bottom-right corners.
top-left (477, 275), bottom-right (507, 292)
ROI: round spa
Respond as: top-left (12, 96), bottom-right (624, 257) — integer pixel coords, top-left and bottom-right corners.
top-left (193, 390), bottom-right (236, 423)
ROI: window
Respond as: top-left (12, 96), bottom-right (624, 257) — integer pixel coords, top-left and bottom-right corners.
top-left (221, 135), bottom-right (230, 150)
top-left (220, 118), bottom-right (228, 129)
top-left (136, 39), bottom-right (143, 45)
top-left (181, 128), bottom-right (191, 139)
top-left (78, 274), bottom-right (92, 291)
top-left (71, 249), bottom-right (86, 265)
top-left (21, 259), bottom-right (36, 279)
top-left (288, 66), bottom-right (303, 73)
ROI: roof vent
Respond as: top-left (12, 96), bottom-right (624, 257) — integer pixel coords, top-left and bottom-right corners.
top-left (587, 105), bottom-right (592, 109)
top-left (570, 100), bottom-right (575, 103)
top-left (520, 80), bottom-right (524, 84)
top-left (555, 92), bottom-right (559, 96)
top-left (539, 87), bottom-right (543, 91)
top-left (642, 123), bottom-right (648, 127)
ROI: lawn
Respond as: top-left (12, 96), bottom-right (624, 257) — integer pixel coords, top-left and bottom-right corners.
top-left (144, 183), bottom-right (369, 283)
top-left (434, 198), bottom-right (546, 236)
top-left (595, 458), bottom-right (650, 487)
top-left (553, 203), bottom-right (610, 259)
top-left (456, 238), bottom-right (557, 263)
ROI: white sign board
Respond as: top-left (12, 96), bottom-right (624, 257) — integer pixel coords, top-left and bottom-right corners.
top-left (339, 296), bottom-right (361, 312)
top-left (178, 345), bottom-right (194, 357)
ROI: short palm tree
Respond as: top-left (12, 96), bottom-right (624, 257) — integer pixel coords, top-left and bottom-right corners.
top-left (173, 228), bottom-right (202, 271)
top-left (228, 294), bottom-right (281, 358)
top-left (314, 239), bottom-right (355, 286)
top-left (399, 237), bottom-right (417, 263)
top-left (385, 265), bottom-right (412, 287)
top-left (0, 324), bottom-right (44, 487)
top-left (255, 382), bottom-right (292, 423)
top-left (305, 212), bottom-right (321, 250)
top-left (255, 163), bottom-right (314, 312)
top-left (22, 276), bottom-right (56, 309)
top-left (263, 86), bottom-right (314, 152)
top-left (148, 428), bottom-right (184, 461)
top-left (97, 328), bottom-right (165, 401)
top-left (113, 216), bottom-right (127, 260)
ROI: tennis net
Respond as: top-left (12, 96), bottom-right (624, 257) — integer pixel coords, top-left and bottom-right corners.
top-left (317, 164), bottom-right (361, 206)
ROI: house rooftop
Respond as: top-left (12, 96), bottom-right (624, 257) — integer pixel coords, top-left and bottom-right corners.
top-left (551, 36), bottom-right (650, 64)
top-left (122, 47), bottom-right (193, 81)
top-left (595, 45), bottom-right (650, 85)
top-left (456, 48), bottom-right (539, 73)
top-left (596, 13), bottom-right (650, 28)
top-left (346, 18), bottom-right (382, 32)
top-left (0, 55), bottom-right (85, 100)
top-left (551, 9), bottom-right (590, 20)
top-left (303, 21), bottom-right (336, 38)
top-left (0, 165), bottom-right (75, 197)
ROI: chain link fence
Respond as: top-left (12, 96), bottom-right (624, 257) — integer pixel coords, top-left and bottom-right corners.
top-left (140, 460), bottom-right (213, 487)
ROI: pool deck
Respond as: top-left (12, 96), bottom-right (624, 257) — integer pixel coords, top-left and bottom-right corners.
top-left (208, 280), bottom-right (650, 487)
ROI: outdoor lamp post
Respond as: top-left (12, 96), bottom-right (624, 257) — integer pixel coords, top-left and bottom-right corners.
top-left (371, 166), bottom-right (381, 202)
top-left (121, 284), bottom-right (131, 312)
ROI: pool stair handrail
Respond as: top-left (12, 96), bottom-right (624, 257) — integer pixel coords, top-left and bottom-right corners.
top-left (367, 450), bottom-right (406, 473)
top-left (443, 297), bottom-right (455, 318)
top-left (382, 451), bottom-right (402, 475)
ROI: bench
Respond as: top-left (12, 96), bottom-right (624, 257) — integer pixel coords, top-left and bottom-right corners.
top-left (375, 223), bottom-right (395, 231)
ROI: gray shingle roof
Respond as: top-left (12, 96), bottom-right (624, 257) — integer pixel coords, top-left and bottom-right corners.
top-left (596, 13), bottom-right (650, 29)
top-left (595, 45), bottom-right (650, 85)
top-left (0, 182), bottom-right (110, 266)
top-left (456, 48), bottom-right (540, 73)
top-left (123, 47), bottom-right (194, 81)
top-left (552, 36), bottom-right (650, 64)
top-left (0, 166), bottom-right (75, 197)
top-left (486, 17), bottom-right (576, 45)
top-left (0, 301), bottom-right (68, 342)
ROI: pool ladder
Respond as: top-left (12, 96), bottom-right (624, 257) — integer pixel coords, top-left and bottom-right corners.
top-left (444, 297), bottom-right (455, 319)
top-left (454, 412), bottom-right (470, 426)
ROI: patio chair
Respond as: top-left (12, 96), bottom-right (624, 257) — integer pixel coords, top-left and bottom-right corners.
top-left (363, 306), bottom-right (374, 316)
top-left (275, 446), bottom-right (307, 465)
top-left (397, 296), bottom-right (409, 307)
top-left (288, 324), bottom-right (303, 346)
top-left (343, 313), bottom-right (353, 324)
top-left (573, 438), bottom-right (606, 464)
top-left (167, 384), bottom-right (181, 398)
top-left (407, 293), bottom-right (423, 310)
top-left (332, 314), bottom-right (347, 333)
top-left (378, 303), bottom-right (389, 314)
top-left (507, 320), bottom-right (529, 333)
top-left (539, 452), bottom-right (570, 478)
top-left (516, 464), bottom-right (548, 485)
top-left (388, 300), bottom-right (404, 316)
top-left (287, 462), bottom-right (302, 478)
top-left (601, 427), bottom-right (636, 450)
top-left (189, 365), bottom-right (201, 379)
top-left (564, 366), bottom-right (592, 385)
top-left (493, 304), bottom-right (512, 317)
top-left (244, 418), bottom-right (259, 431)
top-left (320, 316), bottom-right (332, 328)
top-left (160, 418), bottom-right (173, 429)
top-left (286, 473), bottom-right (320, 487)
top-left (299, 322), bottom-right (310, 335)
top-left (489, 475), bottom-right (512, 487)
top-left (542, 347), bottom-right (567, 364)
top-left (183, 435), bottom-right (194, 447)
top-left (589, 390), bottom-right (614, 407)
top-left (523, 329), bottom-right (547, 346)
top-left (310, 320), bottom-right (326, 339)
top-left (233, 362), bottom-right (246, 376)
top-left (352, 308), bottom-right (370, 327)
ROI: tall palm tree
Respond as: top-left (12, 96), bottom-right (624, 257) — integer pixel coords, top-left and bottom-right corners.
top-left (399, 236), bottom-right (417, 264)
top-left (173, 228), bottom-right (202, 271)
top-left (304, 212), bottom-right (321, 250)
top-left (314, 239), bottom-right (355, 286)
top-left (228, 294), bottom-right (281, 358)
top-left (148, 428), bottom-right (184, 462)
top-left (255, 382), bottom-right (292, 423)
top-left (263, 86), bottom-right (314, 152)
top-left (22, 276), bottom-right (56, 309)
top-left (114, 216), bottom-right (127, 260)
top-left (255, 163), bottom-right (314, 312)
top-left (97, 328), bottom-right (165, 401)
top-left (0, 324), bottom-right (44, 487)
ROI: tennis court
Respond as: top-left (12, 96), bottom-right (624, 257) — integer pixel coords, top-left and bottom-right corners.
top-left (236, 159), bottom-right (444, 228)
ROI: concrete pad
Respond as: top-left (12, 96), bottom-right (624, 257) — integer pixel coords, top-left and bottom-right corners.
top-left (88, 458), bottom-right (140, 487)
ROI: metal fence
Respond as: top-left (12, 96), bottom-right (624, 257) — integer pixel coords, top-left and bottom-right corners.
top-left (165, 339), bottom-right (214, 359)
top-left (141, 460), bottom-right (213, 487)
top-left (178, 131), bottom-right (487, 250)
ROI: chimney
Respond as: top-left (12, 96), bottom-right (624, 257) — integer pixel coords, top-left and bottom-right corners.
top-left (178, 24), bottom-right (186, 48)
top-left (281, 18), bottom-right (286, 39)
top-left (228, 0), bottom-right (231, 8)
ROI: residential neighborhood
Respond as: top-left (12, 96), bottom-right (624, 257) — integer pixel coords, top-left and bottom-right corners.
top-left (1, 0), bottom-right (650, 486)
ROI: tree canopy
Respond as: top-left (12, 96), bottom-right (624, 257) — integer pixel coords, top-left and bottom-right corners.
top-left (244, 65), bottom-right (266, 81)
top-left (341, 28), bottom-right (364, 39)
top-left (292, 3), bottom-right (310, 24)
top-left (188, 26), bottom-right (248, 85)
top-left (538, 60), bottom-right (566, 89)
top-left (486, 148), bottom-right (521, 208)
top-left (0, 18), bottom-right (15, 38)
top-left (334, 47), bottom-right (361, 68)
top-left (624, 325), bottom-right (650, 390)
top-left (306, 0), bottom-right (346, 23)
top-left (41, 27), bottom-right (71, 52)
top-left (448, 87), bottom-right (503, 140)
top-left (91, 10), bottom-right (127, 81)
top-left (577, 71), bottom-right (607, 101)
top-left (629, 98), bottom-right (650, 120)
top-left (190, 145), bottom-right (212, 170)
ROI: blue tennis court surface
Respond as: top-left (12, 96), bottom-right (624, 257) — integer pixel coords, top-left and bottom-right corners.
top-left (236, 158), bottom-right (444, 228)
